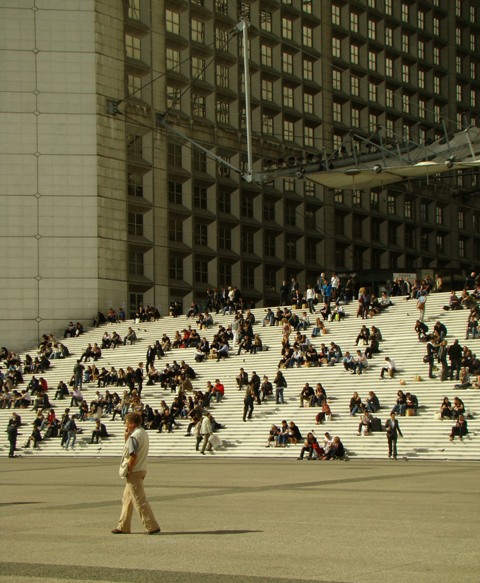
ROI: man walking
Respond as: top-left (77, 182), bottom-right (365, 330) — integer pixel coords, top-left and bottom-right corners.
top-left (112, 412), bottom-right (160, 535)
top-left (385, 412), bottom-right (403, 460)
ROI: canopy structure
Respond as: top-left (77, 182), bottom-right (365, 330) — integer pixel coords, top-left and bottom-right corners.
top-left (305, 126), bottom-right (480, 190)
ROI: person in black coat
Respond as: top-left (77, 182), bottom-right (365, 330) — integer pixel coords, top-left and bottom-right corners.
top-left (385, 413), bottom-right (403, 459)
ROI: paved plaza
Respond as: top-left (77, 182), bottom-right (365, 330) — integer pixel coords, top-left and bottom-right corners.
top-left (0, 458), bottom-right (479, 583)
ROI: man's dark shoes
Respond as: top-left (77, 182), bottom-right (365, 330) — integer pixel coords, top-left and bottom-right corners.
top-left (111, 528), bottom-right (128, 534)
top-left (147, 528), bottom-right (161, 535)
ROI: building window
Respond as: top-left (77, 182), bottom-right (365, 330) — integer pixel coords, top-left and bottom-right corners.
top-left (241, 196), bottom-right (254, 218)
top-left (456, 84), bottom-right (463, 103)
top-left (388, 223), bottom-right (397, 245)
top-left (401, 3), bottom-right (409, 22)
top-left (435, 206), bottom-right (443, 225)
top-left (352, 190), bottom-right (361, 206)
top-left (282, 51), bottom-right (294, 74)
top-left (332, 37), bottom-right (341, 58)
top-left (169, 255), bottom-right (183, 280)
top-left (261, 79), bottom-right (273, 101)
top-left (264, 233), bottom-right (276, 256)
top-left (333, 101), bottom-right (342, 123)
top-left (434, 104), bottom-right (441, 124)
top-left (471, 90), bottom-right (477, 108)
top-left (166, 48), bottom-right (180, 72)
top-left (351, 108), bottom-right (360, 128)
top-left (433, 17), bottom-right (440, 36)
top-left (304, 92), bottom-right (314, 114)
top-left (283, 85), bottom-right (294, 108)
top-left (456, 27), bottom-right (462, 46)
top-left (385, 88), bottom-right (393, 108)
top-left (215, 27), bottom-right (229, 51)
top-left (192, 94), bottom-right (206, 117)
top-left (385, 0), bottom-right (392, 15)
top-left (350, 75), bottom-right (359, 96)
top-left (418, 69), bottom-right (425, 89)
top-left (260, 10), bottom-right (272, 32)
top-left (285, 204), bottom-right (296, 226)
top-left (191, 18), bottom-right (205, 43)
top-left (458, 211), bottom-right (465, 230)
top-left (385, 57), bottom-right (393, 77)
top-left (283, 119), bottom-right (294, 141)
top-left (418, 40), bottom-right (425, 60)
top-left (193, 150), bottom-right (207, 172)
top-left (215, 0), bottom-right (228, 14)
top-left (370, 191), bottom-right (379, 211)
top-left (168, 180), bottom-right (182, 204)
top-left (350, 44), bottom-right (359, 65)
top-left (128, 212), bottom-right (143, 236)
top-left (420, 202), bottom-right (428, 222)
top-left (303, 25), bottom-right (313, 48)
top-left (195, 223), bottom-right (208, 246)
top-left (369, 113), bottom-right (378, 133)
top-left (218, 226), bottom-right (231, 250)
top-left (169, 218), bottom-right (183, 242)
top-left (334, 190), bottom-right (343, 204)
top-left (193, 185), bottom-right (207, 209)
top-left (368, 50), bottom-right (377, 71)
top-left (459, 240), bottom-right (465, 258)
top-left (417, 10), bottom-right (425, 29)
top-left (471, 33), bottom-right (476, 51)
top-left (350, 11), bottom-right (359, 33)
top-left (194, 259), bottom-right (209, 283)
top-left (303, 0), bottom-right (314, 11)
top-left (218, 190), bottom-right (231, 214)
top-left (385, 119), bottom-right (394, 139)
top-left (128, 251), bottom-right (144, 276)
top-left (385, 27), bottom-right (393, 46)
top-left (433, 46), bottom-right (440, 66)
top-left (128, 0), bottom-right (141, 20)
top-left (242, 264), bottom-right (255, 289)
top-left (405, 225), bottom-right (415, 248)
top-left (418, 99), bottom-right (426, 118)
top-left (128, 173), bottom-right (143, 198)
top-left (420, 231), bottom-right (429, 251)
top-left (285, 237), bottom-right (297, 260)
top-left (166, 85), bottom-right (181, 110)
top-left (402, 64), bottom-right (410, 84)
top-left (216, 100), bottom-right (230, 124)
top-left (334, 212), bottom-right (344, 235)
top-left (332, 4), bottom-right (340, 26)
top-left (263, 199), bottom-right (275, 221)
top-left (241, 230), bottom-right (254, 253)
top-left (218, 262), bottom-right (231, 287)
top-left (304, 126), bottom-right (314, 148)
top-left (387, 194), bottom-right (395, 214)
top-left (303, 59), bottom-right (313, 81)
top-left (261, 44), bottom-right (272, 67)
top-left (300, 183), bottom-right (314, 201)
top-left (126, 34), bottom-right (141, 60)
top-left (402, 93), bottom-right (410, 113)
top-left (262, 114), bottom-right (274, 136)
top-left (436, 234), bottom-right (444, 253)
top-left (332, 69), bottom-right (342, 91)
top-left (168, 143), bottom-right (182, 166)
top-left (216, 64), bottom-right (229, 88)
top-left (433, 75), bottom-right (440, 95)
top-left (306, 239), bottom-right (317, 263)
top-left (470, 5), bottom-right (476, 23)
top-left (282, 17), bottom-right (293, 40)
top-left (367, 19), bottom-right (376, 40)
top-left (165, 11), bottom-right (180, 34)
top-left (192, 57), bottom-right (206, 80)
top-left (401, 33), bottom-right (409, 53)
top-left (404, 200), bottom-right (413, 218)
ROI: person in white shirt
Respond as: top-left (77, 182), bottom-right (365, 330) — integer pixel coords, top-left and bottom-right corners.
top-left (200, 412), bottom-right (213, 455)
top-left (380, 357), bottom-right (396, 379)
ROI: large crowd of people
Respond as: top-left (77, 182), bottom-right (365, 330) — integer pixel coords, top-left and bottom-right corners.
top-left (2, 270), bottom-right (480, 460)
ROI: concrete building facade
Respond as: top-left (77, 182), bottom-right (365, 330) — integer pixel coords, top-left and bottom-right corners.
top-left (1, 0), bottom-right (480, 350)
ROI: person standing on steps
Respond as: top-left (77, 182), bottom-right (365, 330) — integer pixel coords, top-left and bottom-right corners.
top-left (385, 413), bottom-right (403, 460)
top-left (112, 412), bottom-right (160, 535)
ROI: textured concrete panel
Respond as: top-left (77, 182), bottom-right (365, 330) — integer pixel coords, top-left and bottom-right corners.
top-left (36, 52), bottom-right (96, 94)
top-left (0, 155), bottom-right (37, 195)
top-left (38, 276), bottom-right (98, 320)
top-left (38, 237), bottom-right (98, 278)
top-left (37, 92), bottom-right (97, 115)
top-left (0, 50), bottom-right (36, 93)
top-left (0, 278), bottom-right (39, 320)
top-left (0, 113), bottom-right (36, 154)
top-left (38, 196), bottom-right (97, 237)
top-left (37, 114), bottom-right (96, 155)
top-left (0, 92), bottom-right (36, 113)
top-left (0, 195), bottom-right (38, 236)
top-left (0, 237), bottom-right (38, 278)
top-left (36, 10), bottom-right (95, 52)
top-left (0, 8), bottom-right (35, 50)
top-left (38, 155), bottom-right (98, 196)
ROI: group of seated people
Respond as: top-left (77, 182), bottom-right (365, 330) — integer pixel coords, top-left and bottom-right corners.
top-left (349, 390), bottom-right (381, 417)
top-left (297, 431), bottom-right (346, 460)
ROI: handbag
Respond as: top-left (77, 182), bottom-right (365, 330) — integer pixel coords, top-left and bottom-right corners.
top-left (119, 456), bottom-right (129, 479)
top-left (208, 433), bottom-right (222, 449)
